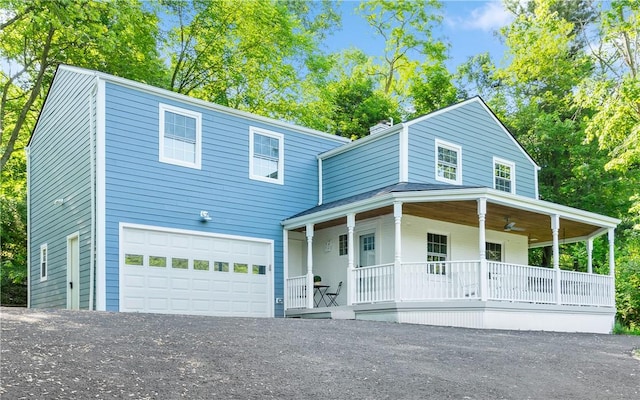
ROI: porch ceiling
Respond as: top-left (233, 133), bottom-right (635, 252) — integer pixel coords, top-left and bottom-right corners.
top-left (294, 201), bottom-right (603, 245)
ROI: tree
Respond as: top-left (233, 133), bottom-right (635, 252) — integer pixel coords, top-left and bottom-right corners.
top-left (356, 0), bottom-right (456, 115)
top-left (0, 0), bottom-right (166, 298)
top-left (162, 0), bottom-right (339, 118)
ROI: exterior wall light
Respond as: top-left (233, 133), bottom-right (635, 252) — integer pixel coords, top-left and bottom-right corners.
top-left (54, 198), bottom-right (65, 206)
top-left (200, 210), bottom-right (212, 222)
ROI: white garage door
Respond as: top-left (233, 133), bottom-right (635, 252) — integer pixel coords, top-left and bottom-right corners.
top-left (120, 225), bottom-right (272, 317)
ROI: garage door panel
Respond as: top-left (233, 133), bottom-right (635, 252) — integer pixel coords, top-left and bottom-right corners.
top-left (121, 226), bottom-right (271, 317)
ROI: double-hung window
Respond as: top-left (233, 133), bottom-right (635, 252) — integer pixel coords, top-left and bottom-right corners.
top-left (339, 234), bottom-right (348, 256)
top-left (249, 127), bottom-right (284, 184)
top-left (40, 244), bottom-right (48, 281)
top-left (159, 104), bottom-right (202, 169)
top-left (435, 139), bottom-right (462, 184)
top-left (486, 242), bottom-right (503, 262)
top-left (427, 233), bottom-right (448, 274)
top-left (493, 158), bottom-right (515, 193)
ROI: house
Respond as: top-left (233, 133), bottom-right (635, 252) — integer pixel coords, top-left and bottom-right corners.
top-left (27, 65), bottom-right (620, 333)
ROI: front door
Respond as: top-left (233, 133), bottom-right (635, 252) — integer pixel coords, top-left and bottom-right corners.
top-left (359, 233), bottom-right (376, 267)
top-left (67, 233), bottom-right (80, 309)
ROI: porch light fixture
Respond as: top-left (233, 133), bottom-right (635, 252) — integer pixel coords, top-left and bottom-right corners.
top-left (200, 210), bottom-right (212, 222)
top-left (53, 198), bottom-right (64, 206)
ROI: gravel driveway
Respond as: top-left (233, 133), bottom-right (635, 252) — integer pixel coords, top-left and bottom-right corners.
top-left (1, 307), bottom-right (639, 399)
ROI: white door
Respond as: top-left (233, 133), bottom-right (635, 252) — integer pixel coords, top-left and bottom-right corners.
top-left (67, 233), bottom-right (80, 309)
top-left (120, 225), bottom-right (273, 317)
top-left (359, 233), bottom-right (376, 267)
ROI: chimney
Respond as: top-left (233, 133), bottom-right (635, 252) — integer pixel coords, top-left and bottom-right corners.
top-left (369, 119), bottom-right (393, 135)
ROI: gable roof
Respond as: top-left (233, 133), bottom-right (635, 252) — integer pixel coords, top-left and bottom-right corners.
top-left (320, 96), bottom-right (539, 170)
top-left (29, 65), bottom-right (351, 147)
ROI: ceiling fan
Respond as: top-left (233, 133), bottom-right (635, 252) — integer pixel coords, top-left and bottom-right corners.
top-left (504, 217), bottom-right (525, 232)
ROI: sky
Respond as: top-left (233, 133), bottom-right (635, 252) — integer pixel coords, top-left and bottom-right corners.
top-left (325, 0), bottom-right (514, 71)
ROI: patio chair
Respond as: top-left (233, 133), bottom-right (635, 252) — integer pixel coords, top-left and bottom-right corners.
top-left (325, 281), bottom-right (342, 306)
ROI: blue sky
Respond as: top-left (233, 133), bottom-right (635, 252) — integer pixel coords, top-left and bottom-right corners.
top-left (325, 0), bottom-right (513, 70)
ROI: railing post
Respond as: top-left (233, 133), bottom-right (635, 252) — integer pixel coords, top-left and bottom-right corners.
top-left (608, 228), bottom-right (616, 307)
top-left (586, 238), bottom-right (593, 274)
top-left (347, 214), bottom-right (356, 306)
top-left (306, 223), bottom-right (314, 309)
top-left (394, 202), bottom-right (403, 302)
top-left (551, 214), bottom-right (561, 305)
top-left (477, 198), bottom-right (488, 301)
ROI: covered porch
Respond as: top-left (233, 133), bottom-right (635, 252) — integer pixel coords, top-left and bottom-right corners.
top-left (282, 185), bottom-right (620, 333)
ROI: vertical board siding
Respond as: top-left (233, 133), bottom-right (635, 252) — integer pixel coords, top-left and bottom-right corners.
top-left (29, 69), bottom-right (95, 309)
top-left (103, 83), bottom-right (345, 315)
top-left (408, 101), bottom-right (537, 198)
top-left (322, 133), bottom-right (400, 203)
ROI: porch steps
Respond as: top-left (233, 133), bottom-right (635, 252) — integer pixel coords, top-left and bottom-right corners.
top-left (331, 309), bottom-right (356, 320)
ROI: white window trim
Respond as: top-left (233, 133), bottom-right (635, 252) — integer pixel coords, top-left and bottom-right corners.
top-left (493, 157), bottom-right (516, 194)
top-left (486, 241), bottom-right (504, 262)
top-left (426, 232), bottom-right (450, 261)
top-left (159, 103), bottom-right (202, 169)
top-left (40, 243), bottom-right (48, 282)
top-left (249, 126), bottom-right (284, 185)
top-left (435, 139), bottom-right (462, 185)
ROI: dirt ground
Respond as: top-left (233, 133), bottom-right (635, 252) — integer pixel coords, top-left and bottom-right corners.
top-left (1, 307), bottom-right (639, 399)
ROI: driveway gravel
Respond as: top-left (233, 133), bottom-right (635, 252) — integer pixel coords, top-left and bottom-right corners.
top-left (1, 307), bottom-right (639, 399)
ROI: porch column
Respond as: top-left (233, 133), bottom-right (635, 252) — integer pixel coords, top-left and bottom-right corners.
top-left (306, 223), bottom-right (314, 309)
top-left (608, 228), bottom-right (616, 306)
top-left (551, 214), bottom-right (561, 305)
top-left (394, 202), bottom-right (403, 302)
top-left (587, 238), bottom-right (594, 274)
top-left (346, 213), bottom-right (356, 306)
top-left (478, 198), bottom-right (488, 301)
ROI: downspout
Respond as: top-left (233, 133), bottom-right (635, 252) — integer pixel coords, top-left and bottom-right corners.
top-left (25, 146), bottom-right (31, 308)
top-left (88, 78), bottom-right (98, 310)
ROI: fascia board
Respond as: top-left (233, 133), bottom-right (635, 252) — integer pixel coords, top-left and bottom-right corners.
top-left (58, 65), bottom-right (349, 145)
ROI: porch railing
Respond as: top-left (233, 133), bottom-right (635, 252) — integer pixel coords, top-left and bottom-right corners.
top-left (286, 261), bottom-right (615, 309)
top-left (354, 263), bottom-right (395, 303)
top-left (399, 261), bottom-right (480, 301)
top-left (285, 275), bottom-right (307, 309)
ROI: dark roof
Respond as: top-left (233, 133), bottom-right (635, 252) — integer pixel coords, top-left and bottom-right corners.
top-left (288, 182), bottom-right (484, 220)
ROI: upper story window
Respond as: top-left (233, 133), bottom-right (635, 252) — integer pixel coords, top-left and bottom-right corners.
top-left (249, 127), bottom-right (284, 185)
top-left (435, 139), bottom-right (462, 185)
top-left (493, 157), bottom-right (515, 194)
top-left (159, 104), bottom-right (202, 169)
top-left (40, 244), bottom-right (48, 281)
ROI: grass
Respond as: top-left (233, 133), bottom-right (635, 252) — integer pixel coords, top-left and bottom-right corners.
top-left (613, 320), bottom-right (640, 336)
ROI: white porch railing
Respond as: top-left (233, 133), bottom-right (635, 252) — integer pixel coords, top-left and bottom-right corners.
top-left (285, 275), bottom-right (307, 309)
top-left (286, 261), bottom-right (615, 309)
top-left (399, 261), bottom-right (480, 301)
top-left (560, 270), bottom-right (613, 306)
top-left (488, 262), bottom-right (556, 304)
top-left (354, 263), bottom-right (395, 303)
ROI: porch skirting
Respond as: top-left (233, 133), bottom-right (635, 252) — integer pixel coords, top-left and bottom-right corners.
top-left (286, 301), bottom-right (616, 334)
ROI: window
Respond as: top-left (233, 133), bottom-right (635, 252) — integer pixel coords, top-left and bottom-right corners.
top-left (234, 263), bottom-right (249, 274)
top-left (214, 262), bottom-right (229, 272)
top-left (172, 258), bottom-right (188, 269)
top-left (427, 233), bottom-right (448, 274)
top-left (249, 127), bottom-right (284, 184)
top-left (159, 104), bottom-right (202, 169)
top-left (149, 256), bottom-right (167, 268)
top-left (486, 242), bottom-right (503, 262)
top-left (435, 139), bottom-right (462, 184)
top-left (40, 244), bottom-right (48, 281)
top-left (339, 234), bottom-right (348, 256)
top-left (494, 158), bottom-right (515, 193)
top-left (194, 260), bottom-right (209, 271)
top-left (252, 265), bottom-right (266, 275)
top-left (125, 254), bottom-right (144, 266)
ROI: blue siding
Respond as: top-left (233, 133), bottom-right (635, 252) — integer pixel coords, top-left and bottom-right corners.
top-left (322, 133), bottom-right (400, 203)
top-left (103, 83), bottom-right (344, 315)
top-left (408, 100), bottom-right (537, 198)
top-left (28, 68), bottom-right (95, 309)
